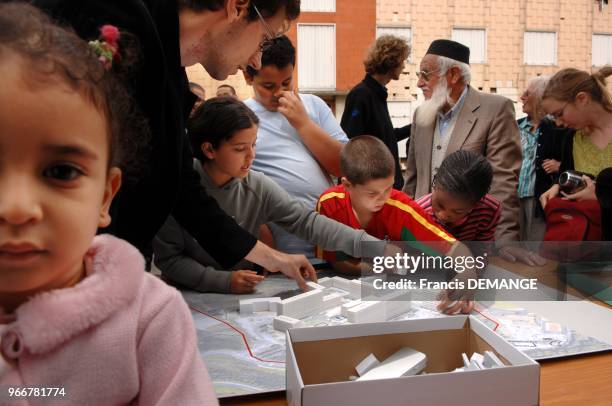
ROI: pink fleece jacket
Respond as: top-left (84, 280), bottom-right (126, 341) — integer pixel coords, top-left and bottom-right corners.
top-left (0, 235), bottom-right (218, 405)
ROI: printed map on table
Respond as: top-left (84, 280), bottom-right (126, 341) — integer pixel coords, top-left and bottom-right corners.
top-left (183, 273), bottom-right (612, 398)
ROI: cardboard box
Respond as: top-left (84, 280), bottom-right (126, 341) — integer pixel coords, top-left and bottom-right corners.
top-left (286, 316), bottom-right (539, 406)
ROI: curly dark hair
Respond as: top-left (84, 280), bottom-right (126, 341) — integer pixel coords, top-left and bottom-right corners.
top-left (364, 35), bottom-right (410, 75)
top-left (246, 35), bottom-right (295, 77)
top-left (0, 2), bottom-right (149, 184)
top-left (433, 150), bottom-right (492, 204)
top-left (177, 0), bottom-right (300, 21)
top-left (188, 96), bottom-right (259, 162)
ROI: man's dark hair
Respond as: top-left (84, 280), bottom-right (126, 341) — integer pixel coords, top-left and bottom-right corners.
top-left (433, 150), bottom-right (492, 204)
top-left (246, 35), bottom-right (295, 77)
top-left (177, 0), bottom-right (300, 21)
top-left (188, 96), bottom-right (259, 161)
top-left (217, 83), bottom-right (236, 95)
top-left (341, 136), bottom-right (395, 185)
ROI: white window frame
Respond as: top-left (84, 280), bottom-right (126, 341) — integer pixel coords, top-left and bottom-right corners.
top-left (592, 33), bottom-right (612, 66)
top-left (297, 23), bottom-right (336, 91)
top-left (451, 28), bottom-right (487, 64)
top-left (301, 0), bottom-right (336, 12)
top-left (524, 31), bottom-right (557, 66)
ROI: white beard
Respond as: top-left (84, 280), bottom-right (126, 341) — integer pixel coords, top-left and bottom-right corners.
top-left (415, 81), bottom-right (454, 127)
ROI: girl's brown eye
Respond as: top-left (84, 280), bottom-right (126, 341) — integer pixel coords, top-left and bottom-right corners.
top-left (44, 164), bottom-right (82, 181)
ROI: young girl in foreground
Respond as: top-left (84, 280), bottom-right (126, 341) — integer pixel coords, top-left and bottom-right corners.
top-left (0, 3), bottom-right (217, 404)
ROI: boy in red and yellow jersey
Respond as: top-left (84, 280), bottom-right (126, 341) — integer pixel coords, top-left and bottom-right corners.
top-left (317, 135), bottom-right (456, 275)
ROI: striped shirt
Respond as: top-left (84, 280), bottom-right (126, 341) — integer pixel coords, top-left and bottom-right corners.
top-left (316, 186), bottom-right (455, 262)
top-left (416, 193), bottom-right (501, 242)
top-left (517, 117), bottom-right (540, 198)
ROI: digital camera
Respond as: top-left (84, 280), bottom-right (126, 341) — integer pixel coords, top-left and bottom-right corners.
top-left (558, 170), bottom-right (587, 195)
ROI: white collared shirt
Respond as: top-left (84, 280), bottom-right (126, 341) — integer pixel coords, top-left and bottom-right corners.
top-left (431, 86), bottom-right (469, 181)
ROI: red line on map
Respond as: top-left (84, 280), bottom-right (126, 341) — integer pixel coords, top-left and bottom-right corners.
top-left (190, 305), bottom-right (285, 364)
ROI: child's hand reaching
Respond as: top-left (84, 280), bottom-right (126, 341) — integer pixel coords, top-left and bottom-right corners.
top-left (230, 270), bottom-right (264, 294)
top-left (437, 290), bottom-right (475, 314)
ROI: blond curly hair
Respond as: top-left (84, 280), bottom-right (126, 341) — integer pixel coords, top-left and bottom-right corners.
top-left (364, 35), bottom-right (410, 75)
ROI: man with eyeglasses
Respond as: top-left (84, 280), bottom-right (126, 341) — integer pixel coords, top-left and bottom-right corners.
top-left (404, 40), bottom-right (535, 264)
top-left (32, 0), bottom-right (319, 291)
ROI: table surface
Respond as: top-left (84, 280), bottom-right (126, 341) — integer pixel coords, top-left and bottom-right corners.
top-left (219, 257), bottom-right (612, 406)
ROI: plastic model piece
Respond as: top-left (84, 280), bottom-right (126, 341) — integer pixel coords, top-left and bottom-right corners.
top-left (273, 315), bottom-right (304, 332)
top-left (279, 289), bottom-right (325, 319)
top-left (317, 277), bottom-right (334, 287)
top-left (239, 297), bottom-right (281, 314)
top-left (306, 281), bottom-right (327, 291)
top-left (355, 353), bottom-right (380, 376)
top-left (356, 348), bottom-right (427, 381)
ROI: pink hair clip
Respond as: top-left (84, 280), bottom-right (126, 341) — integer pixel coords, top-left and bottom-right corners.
top-left (88, 24), bottom-right (121, 70)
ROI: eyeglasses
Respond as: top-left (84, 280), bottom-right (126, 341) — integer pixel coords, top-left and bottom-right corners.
top-left (548, 101), bottom-right (569, 120)
top-left (415, 69), bottom-right (441, 81)
top-left (252, 4), bottom-right (289, 52)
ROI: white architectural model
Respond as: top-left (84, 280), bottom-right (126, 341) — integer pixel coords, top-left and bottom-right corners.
top-left (238, 276), bottom-right (412, 332)
top-left (239, 297), bottom-right (281, 313)
top-left (454, 351), bottom-right (505, 372)
top-left (356, 347), bottom-right (427, 381)
top-left (273, 315), bottom-right (304, 332)
top-left (355, 353), bottom-right (380, 376)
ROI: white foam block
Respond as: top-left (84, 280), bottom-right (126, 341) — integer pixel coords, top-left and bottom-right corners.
top-left (239, 297), bottom-right (281, 313)
top-left (348, 279), bottom-right (363, 299)
top-left (346, 301), bottom-right (385, 323)
top-left (357, 348), bottom-right (427, 381)
top-left (273, 315), bottom-right (304, 332)
top-left (280, 289), bottom-right (324, 319)
top-left (355, 353), bottom-right (380, 376)
top-left (317, 277), bottom-right (334, 287)
top-left (462, 353), bottom-right (471, 369)
top-left (321, 292), bottom-right (344, 310)
top-left (468, 360), bottom-right (483, 371)
top-left (331, 276), bottom-right (352, 292)
top-left (483, 351), bottom-right (505, 368)
top-left (470, 352), bottom-right (485, 369)
top-left (384, 300), bottom-right (412, 320)
top-left (306, 281), bottom-right (327, 291)
top-left (269, 300), bottom-right (282, 314)
top-left (340, 299), bottom-right (362, 317)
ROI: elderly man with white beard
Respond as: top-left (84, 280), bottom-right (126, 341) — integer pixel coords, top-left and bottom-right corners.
top-left (404, 40), bottom-right (542, 265)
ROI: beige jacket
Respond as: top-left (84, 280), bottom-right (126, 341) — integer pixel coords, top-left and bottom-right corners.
top-left (403, 86), bottom-right (522, 242)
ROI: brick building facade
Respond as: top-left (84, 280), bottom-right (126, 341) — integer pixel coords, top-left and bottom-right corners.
top-left (187, 1), bottom-right (612, 156)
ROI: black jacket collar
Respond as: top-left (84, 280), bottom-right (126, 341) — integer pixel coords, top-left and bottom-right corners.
top-left (363, 74), bottom-right (388, 101)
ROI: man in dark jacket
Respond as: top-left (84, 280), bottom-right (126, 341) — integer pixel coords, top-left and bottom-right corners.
top-left (32, 0), bottom-right (316, 289)
top-left (341, 34), bottom-right (411, 190)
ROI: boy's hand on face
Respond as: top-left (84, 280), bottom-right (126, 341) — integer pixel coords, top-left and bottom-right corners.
top-left (230, 270), bottom-right (264, 294)
top-left (277, 91), bottom-right (310, 131)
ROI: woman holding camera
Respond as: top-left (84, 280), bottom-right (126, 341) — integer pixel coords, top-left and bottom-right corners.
top-left (540, 66), bottom-right (612, 206)
top-left (539, 66), bottom-right (612, 240)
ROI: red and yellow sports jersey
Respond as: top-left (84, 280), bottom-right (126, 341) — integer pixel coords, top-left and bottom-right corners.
top-left (316, 185), bottom-right (456, 262)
